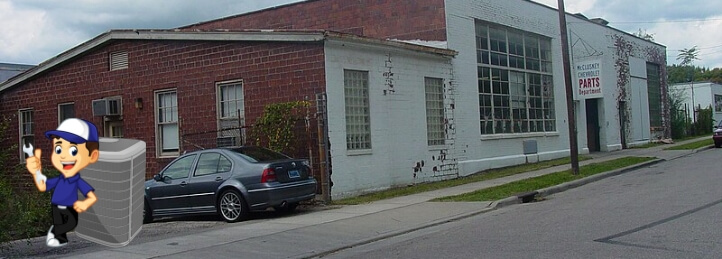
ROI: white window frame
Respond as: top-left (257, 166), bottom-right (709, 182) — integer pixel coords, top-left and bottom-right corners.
top-left (425, 77), bottom-right (445, 147)
top-left (344, 69), bottom-right (372, 152)
top-left (58, 102), bottom-right (75, 125)
top-left (155, 89), bottom-right (179, 157)
top-left (216, 80), bottom-right (245, 146)
top-left (18, 109), bottom-right (33, 161)
top-left (106, 121), bottom-right (124, 138)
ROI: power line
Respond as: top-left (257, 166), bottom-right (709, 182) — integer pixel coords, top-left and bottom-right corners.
top-left (610, 17), bottom-right (722, 24)
top-left (670, 44), bottom-right (722, 52)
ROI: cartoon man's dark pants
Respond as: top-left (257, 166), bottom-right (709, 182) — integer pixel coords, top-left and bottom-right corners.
top-left (52, 205), bottom-right (78, 243)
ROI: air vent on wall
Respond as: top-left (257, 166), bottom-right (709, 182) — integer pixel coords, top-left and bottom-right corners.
top-left (109, 51), bottom-right (128, 71)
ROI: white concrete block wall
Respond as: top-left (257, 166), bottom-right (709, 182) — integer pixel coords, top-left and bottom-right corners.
top-left (324, 40), bottom-right (454, 198)
top-left (445, 0), bottom-right (666, 171)
top-left (564, 13), bottom-right (666, 148)
top-left (445, 0), bottom-right (575, 176)
top-left (711, 84), bottom-right (722, 125)
top-left (672, 82), bottom-right (721, 124)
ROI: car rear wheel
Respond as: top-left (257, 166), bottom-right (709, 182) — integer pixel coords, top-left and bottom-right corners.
top-left (218, 189), bottom-right (248, 222)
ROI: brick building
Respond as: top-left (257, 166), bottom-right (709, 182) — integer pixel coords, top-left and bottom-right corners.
top-left (0, 0), bottom-right (667, 198)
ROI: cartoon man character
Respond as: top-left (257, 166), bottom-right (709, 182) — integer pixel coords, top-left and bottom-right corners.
top-left (26, 118), bottom-right (100, 247)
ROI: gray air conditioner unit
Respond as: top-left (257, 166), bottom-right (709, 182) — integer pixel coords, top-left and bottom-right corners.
top-left (93, 98), bottom-right (122, 116)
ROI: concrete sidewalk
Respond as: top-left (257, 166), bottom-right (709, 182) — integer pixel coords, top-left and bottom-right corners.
top-left (67, 137), bottom-right (713, 259)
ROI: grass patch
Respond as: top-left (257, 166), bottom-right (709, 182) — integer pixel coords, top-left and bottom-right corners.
top-left (331, 155), bottom-right (591, 205)
top-left (433, 156), bottom-right (655, 202)
top-left (664, 138), bottom-right (713, 150)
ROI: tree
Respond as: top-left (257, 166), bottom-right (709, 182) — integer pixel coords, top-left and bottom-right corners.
top-left (677, 46), bottom-right (700, 67)
top-left (633, 28), bottom-right (655, 41)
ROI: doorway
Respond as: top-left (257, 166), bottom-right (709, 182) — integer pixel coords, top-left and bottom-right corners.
top-left (586, 99), bottom-right (601, 152)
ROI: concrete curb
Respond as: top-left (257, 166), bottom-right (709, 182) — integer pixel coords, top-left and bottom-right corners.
top-left (535, 158), bottom-right (664, 198)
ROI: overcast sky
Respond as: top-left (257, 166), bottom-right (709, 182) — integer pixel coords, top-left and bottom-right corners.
top-left (1, 0), bottom-right (720, 68)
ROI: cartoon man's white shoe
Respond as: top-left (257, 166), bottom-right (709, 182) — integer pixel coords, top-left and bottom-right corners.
top-left (45, 226), bottom-right (67, 247)
top-left (46, 226), bottom-right (54, 243)
top-left (46, 238), bottom-right (67, 247)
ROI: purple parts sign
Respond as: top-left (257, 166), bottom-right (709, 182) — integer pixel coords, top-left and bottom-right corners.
top-left (575, 60), bottom-right (603, 99)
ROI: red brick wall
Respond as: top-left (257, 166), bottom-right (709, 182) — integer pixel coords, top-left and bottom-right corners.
top-left (183, 0), bottom-right (447, 41)
top-left (0, 40), bottom-right (326, 184)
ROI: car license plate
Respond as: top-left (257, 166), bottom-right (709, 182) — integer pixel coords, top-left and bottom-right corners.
top-left (288, 170), bottom-right (300, 179)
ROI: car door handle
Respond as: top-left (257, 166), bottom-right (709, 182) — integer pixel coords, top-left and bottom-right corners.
top-left (215, 176), bottom-right (223, 181)
top-left (180, 181), bottom-right (187, 187)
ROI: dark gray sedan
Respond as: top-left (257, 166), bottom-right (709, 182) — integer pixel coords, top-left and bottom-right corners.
top-left (144, 147), bottom-right (317, 223)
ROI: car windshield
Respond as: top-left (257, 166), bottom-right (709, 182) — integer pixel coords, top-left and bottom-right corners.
top-left (229, 147), bottom-right (290, 162)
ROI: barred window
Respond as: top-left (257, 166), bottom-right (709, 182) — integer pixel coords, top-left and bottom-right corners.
top-left (425, 77), bottom-right (445, 146)
top-left (344, 70), bottom-right (371, 150)
top-left (217, 80), bottom-right (245, 146)
top-left (19, 109), bottom-right (33, 161)
top-left (476, 21), bottom-right (556, 135)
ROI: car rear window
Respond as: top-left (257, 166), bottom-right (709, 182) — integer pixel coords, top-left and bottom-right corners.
top-left (230, 147), bottom-right (290, 162)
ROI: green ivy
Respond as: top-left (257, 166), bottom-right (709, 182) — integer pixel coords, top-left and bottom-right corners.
top-left (251, 101), bottom-right (310, 152)
top-left (0, 116), bottom-right (56, 251)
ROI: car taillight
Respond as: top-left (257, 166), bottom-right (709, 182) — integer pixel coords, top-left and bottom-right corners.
top-left (261, 168), bottom-right (277, 183)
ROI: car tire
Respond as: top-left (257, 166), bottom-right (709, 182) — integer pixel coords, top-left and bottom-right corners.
top-left (716, 143), bottom-right (721, 148)
top-left (218, 189), bottom-right (248, 223)
top-left (143, 199), bottom-right (153, 224)
top-left (274, 202), bottom-right (299, 214)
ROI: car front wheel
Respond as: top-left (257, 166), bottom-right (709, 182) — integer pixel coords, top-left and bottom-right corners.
top-left (218, 189), bottom-right (248, 222)
top-left (143, 199), bottom-right (153, 224)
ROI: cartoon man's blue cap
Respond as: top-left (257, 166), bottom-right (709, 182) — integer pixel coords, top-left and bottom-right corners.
top-left (45, 118), bottom-right (99, 143)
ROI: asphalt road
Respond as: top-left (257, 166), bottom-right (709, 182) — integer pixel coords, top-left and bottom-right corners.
top-left (0, 208), bottom-right (318, 258)
top-left (322, 148), bottom-right (722, 259)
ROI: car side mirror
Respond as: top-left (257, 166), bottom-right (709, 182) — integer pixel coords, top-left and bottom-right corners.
top-left (153, 174), bottom-right (162, 181)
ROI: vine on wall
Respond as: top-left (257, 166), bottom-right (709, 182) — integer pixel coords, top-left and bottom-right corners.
top-left (613, 34), bottom-right (633, 142)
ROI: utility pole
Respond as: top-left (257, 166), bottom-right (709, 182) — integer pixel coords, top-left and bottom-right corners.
top-left (557, 0), bottom-right (580, 175)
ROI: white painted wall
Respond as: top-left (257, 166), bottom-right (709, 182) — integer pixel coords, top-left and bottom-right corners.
top-left (444, 0), bottom-right (572, 176)
top-left (324, 39), bottom-right (455, 198)
top-left (444, 0), bottom-right (666, 173)
top-left (671, 82), bottom-right (722, 125)
top-left (322, 0), bottom-right (668, 198)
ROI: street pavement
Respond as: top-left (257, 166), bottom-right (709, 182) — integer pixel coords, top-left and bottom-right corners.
top-left (26, 137), bottom-right (717, 258)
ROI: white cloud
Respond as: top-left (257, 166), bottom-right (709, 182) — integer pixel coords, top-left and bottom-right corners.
top-left (1, 0), bottom-right (721, 69)
top-left (650, 17), bottom-right (722, 68)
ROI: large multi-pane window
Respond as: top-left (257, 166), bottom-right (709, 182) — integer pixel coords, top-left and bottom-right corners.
top-left (217, 80), bottom-right (245, 146)
top-left (344, 70), bottom-right (371, 150)
top-left (425, 77), bottom-right (445, 146)
top-left (19, 109), bottom-right (33, 160)
top-left (476, 21), bottom-right (555, 135)
top-left (156, 90), bottom-right (179, 156)
top-left (646, 63), bottom-right (662, 128)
